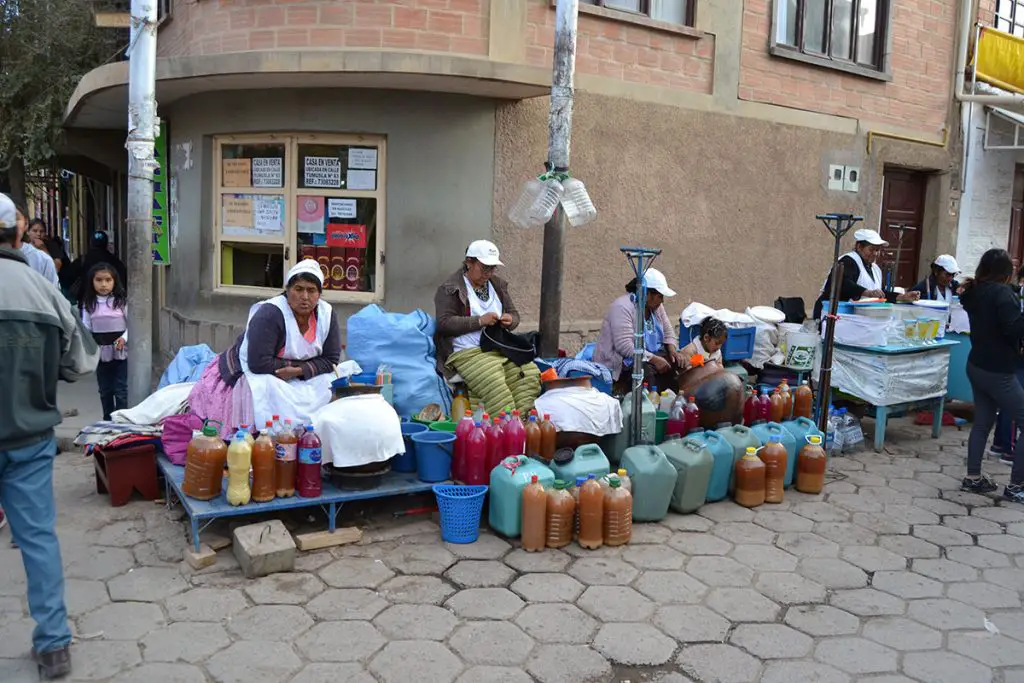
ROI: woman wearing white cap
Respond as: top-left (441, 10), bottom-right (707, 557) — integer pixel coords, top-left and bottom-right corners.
top-left (594, 268), bottom-right (686, 393)
top-left (910, 254), bottom-right (961, 303)
top-left (812, 229), bottom-right (920, 320)
top-left (187, 259), bottom-right (342, 434)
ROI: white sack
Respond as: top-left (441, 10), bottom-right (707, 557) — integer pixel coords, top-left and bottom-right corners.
top-left (312, 394), bottom-right (405, 468)
top-left (831, 346), bottom-right (950, 406)
top-left (680, 302), bottom-right (756, 329)
top-left (113, 382), bottom-right (195, 425)
top-left (535, 386), bottom-right (623, 437)
top-left (745, 308), bottom-right (779, 370)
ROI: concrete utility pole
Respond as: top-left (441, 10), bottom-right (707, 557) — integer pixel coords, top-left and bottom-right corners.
top-left (125, 0), bottom-right (159, 405)
top-left (537, 0), bottom-right (579, 358)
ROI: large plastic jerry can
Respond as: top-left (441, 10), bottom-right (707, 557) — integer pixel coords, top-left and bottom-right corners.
top-left (685, 430), bottom-right (733, 502)
top-left (751, 422), bottom-right (798, 489)
top-left (601, 392), bottom-right (657, 465)
top-left (715, 424), bottom-right (762, 493)
top-left (661, 437), bottom-right (714, 514)
top-left (781, 418), bottom-right (825, 487)
top-left (488, 456), bottom-right (555, 538)
top-left (551, 444), bottom-right (611, 484)
top-left (620, 445), bottom-right (677, 522)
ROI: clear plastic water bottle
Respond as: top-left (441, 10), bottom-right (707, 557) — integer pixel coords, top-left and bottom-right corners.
top-left (559, 177), bottom-right (598, 227)
top-left (507, 176), bottom-right (565, 229)
top-left (826, 405), bottom-right (845, 456)
top-left (841, 409), bottom-right (865, 453)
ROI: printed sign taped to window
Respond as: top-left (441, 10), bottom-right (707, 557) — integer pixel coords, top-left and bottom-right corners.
top-left (223, 196), bottom-right (253, 229)
top-left (304, 156), bottom-right (341, 188)
top-left (327, 198), bottom-right (357, 219)
top-left (348, 147), bottom-right (378, 170)
top-left (327, 224), bottom-right (367, 249)
top-left (297, 196), bottom-right (325, 235)
top-left (252, 158), bottom-right (283, 188)
top-left (222, 159), bottom-right (252, 187)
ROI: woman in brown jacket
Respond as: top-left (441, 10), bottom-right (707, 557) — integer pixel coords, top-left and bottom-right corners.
top-left (434, 240), bottom-right (540, 414)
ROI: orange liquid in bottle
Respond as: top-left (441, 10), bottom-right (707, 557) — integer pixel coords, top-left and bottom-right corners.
top-left (251, 428), bottom-right (277, 503)
top-left (521, 475), bottom-right (547, 552)
top-left (761, 438), bottom-right (787, 504)
top-left (780, 380), bottom-right (793, 420)
top-left (525, 416), bottom-right (542, 461)
top-left (793, 382), bottom-right (814, 420)
top-left (769, 389), bottom-right (785, 423)
top-left (274, 427), bottom-right (298, 498)
top-left (539, 414), bottom-right (557, 463)
top-left (578, 476), bottom-right (604, 549)
top-left (795, 436), bottom-right (827, 494)
top-left (545, 481), bottom-right (575, 548)
top-left (602, 479), bottom-right (633, 546)
top-left (182, 425), bottom-right (227, 501)
top-left (734, 448), bottom-right (766, 508)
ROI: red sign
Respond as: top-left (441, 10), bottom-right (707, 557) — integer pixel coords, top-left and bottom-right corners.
top-left (326, 224), bottom-right (367, 248)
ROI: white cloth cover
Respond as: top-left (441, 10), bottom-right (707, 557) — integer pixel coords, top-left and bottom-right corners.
top-left (831, 346), bottom-right (951, 406)
top-left (744, 307), bottom-right (779, 369)
top-left (112, 382), bottom-right (195, 425)
top-left (534, 386), bottom-right (623, 437)
top-left (312, 394), bottom-right (405, 467)
top-left (453, 276), bottom-right (503, 352)
top-left (680, 302), bottom-right (755, 329)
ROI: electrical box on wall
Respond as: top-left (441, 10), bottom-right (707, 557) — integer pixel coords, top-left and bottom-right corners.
top-left (828, 164), bottom-right (845, 191)
top-left (844, 166), bottom-right (861, 193)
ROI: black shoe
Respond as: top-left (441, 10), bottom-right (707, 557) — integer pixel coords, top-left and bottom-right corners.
top-left (962, 475), bottom-right (998, 494)
top-left (31, 646), bottom-right (71, 680)
top-left (1004, 483), bottom-right (1024, 504)
top-left (1001, 453), bottom-right (1015, 465)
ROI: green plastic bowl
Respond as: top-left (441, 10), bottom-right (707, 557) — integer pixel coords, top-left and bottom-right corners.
top-left (655, 410), bottom-right (669, 444)
top-left (429, 420), bottom-right (458, 433)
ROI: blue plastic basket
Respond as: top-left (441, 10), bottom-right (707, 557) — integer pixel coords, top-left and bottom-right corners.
top-left (432, 484), bottom-right (488, 544)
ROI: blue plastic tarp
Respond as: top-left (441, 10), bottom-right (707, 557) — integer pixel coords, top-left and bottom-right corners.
top-left (158, 344), bottom-right (217, 390)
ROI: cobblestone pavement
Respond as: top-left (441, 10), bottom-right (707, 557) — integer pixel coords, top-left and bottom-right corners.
top-left (4, 419), bottom-right (1024, 682)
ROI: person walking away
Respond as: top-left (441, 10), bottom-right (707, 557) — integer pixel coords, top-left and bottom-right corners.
top-left (13, 204), bottom-right (59, 289)
top-left (959, 248), bottom-right (1024, 501)
top-left (0, 192), bottom-right (100, 679)
top-left (991, 264), bottom-right (1024, 463)
top-left (80, 264), bottom-right (128, 420)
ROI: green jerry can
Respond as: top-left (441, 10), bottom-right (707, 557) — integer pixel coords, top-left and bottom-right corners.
top-left (661, 437), bottom-right (714, 514)
top-left (488, 456), bottom-right (555, 538)
top-left (550, 444), bottom-right (611, 484)
top-left (620, 445), bottom-right (677, 522)
top-left (600, 391), bottom-right (657, 465)
top-left (714, 424), bottom-right (762, 492)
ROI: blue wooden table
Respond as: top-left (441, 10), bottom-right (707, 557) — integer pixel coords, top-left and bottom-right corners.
top-left (159, 456), bottom-right (438, 552)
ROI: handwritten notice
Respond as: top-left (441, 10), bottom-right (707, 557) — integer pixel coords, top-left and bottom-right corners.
top-left (223, 196), bottom-right (253, 229)
top-left (254, 196), bottom-right (284, 235)
top-left (252, 157), bottom-right (282, 188)
top-left (346, 170), bottom-right (376, 191)
top-left (304, 156), bottom-right (341, 188)
top-left (222, 159), bottom-right (251, 188)
top-left (328, 198), bottom-right (357, 219)
top-left (348, 147), bottom-right (378, 170)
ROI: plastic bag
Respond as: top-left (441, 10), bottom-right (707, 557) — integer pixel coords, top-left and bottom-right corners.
top-left (158, 344), bottom-right (216, 390)
top-left (312, 394), bottom-right (404, 468)
top-left (831, 346), bottom-right (950, 406)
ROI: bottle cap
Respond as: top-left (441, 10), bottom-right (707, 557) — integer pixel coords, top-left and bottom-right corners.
top-left (265, 420), bottom-right (273, 427)
top-left (544, 413), bottom-right (551, 420)
top-left (531, 475), bottom-right (538, 483)
top-left (305, 425), bottom-right (314, 432)
top-left (273, 414), bottom-right (280, 420)
top-left (529, 415), bottom-right (537, 422)
top-left (770, 435), bottom-right (782, 443)
top-left (483, 413), bottom-right (490, 420)
top-left (610, 478), bottom-right (621, 489)
top-left (689, 396), bottom-right (695, 401)
top-left (575, 477), bottom-right (585, 486)
top-left (745, 446), bottom-right (758, 455)
top-left (587, 473), bottom-right (596, 479)
top-left (201, 424), bottom-right (219, 438)
top-left (235, 430), bottom-right (246, 440)
top-left (808, 435), bottom-right (822, 445)
top-left (617, 468), bottom-right (627, 477)
top-left (553, 479), bottom-right (565, 489)
top-left (493, 417), bottom-right (501, 424)
top-left (465, 410), bottom-right (472, 416)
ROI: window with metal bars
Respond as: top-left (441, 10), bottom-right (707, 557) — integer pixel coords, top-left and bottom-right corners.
top-left (581, 0), bottom-right (696, 28)
top-left (996, 0), bottom-right (1024, 37)
top-left (774, 0), bottom-right (890, 72)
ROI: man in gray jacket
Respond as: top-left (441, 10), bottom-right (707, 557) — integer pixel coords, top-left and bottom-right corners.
top-left (0, 192), bottom-right (99, 679)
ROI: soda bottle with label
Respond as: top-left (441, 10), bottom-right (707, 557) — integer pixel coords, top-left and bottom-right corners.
top-left (297, 426), bottom-right (323, 498)
top-left (274, 421), bottom-right (298, 498)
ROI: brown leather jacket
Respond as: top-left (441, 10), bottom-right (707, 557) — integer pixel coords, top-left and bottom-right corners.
top-left (434, 268), bottom-right (520, 378)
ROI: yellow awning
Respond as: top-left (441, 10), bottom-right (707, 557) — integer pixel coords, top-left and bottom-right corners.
top-left (976, 27), bottom-right (1024, 95)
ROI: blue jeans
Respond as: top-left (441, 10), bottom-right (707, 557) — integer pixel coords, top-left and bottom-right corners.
top-left (96, 359), bottom-right (128, 421)
top-left (0, 437), bottom-right (71, 654)
top-left (993, 365), bottom-right (1024, 452)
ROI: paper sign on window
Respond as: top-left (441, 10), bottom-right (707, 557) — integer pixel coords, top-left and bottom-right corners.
top-left (327, 198), bottom-right (357, 219)
top-left (254, 196), bottom-right (284, 235)
top-left (348, 148), bottom-right (378, 170)
top-left (297, 196), bottom-right (326, 234)
top-left (346, 170), bottom-right (376, 191)
top-left (252, 158), bottom-right (283, 188)
top-left (223, 196), bottom-right (253, 228)
top-left (326, 224), bottom-right (367, 249)
top-left (222, 159), bottom-right (251, 188)
top-left (304, 156), bottom-right (341, 188)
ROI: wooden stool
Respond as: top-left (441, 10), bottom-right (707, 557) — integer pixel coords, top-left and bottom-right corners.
top-left (94, 444), bottom-right (159, 507)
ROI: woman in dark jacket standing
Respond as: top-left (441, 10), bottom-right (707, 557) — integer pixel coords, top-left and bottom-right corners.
top-left (960, 248), bottom-right (1024, 502)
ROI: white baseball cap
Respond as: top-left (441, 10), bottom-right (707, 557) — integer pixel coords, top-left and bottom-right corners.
top-left (466, 240), bottom-right (503, 267)
top-left (643, 268), bottom-right (677, 297)
top-left (933, 254), bottom-right (960, 274)
top-left (0, 193), bottom-right (15, 230)
top-left (854, 229), bottom-right (888, 246)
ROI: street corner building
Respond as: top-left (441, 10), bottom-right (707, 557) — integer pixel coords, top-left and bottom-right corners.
top-left (63, 0), bottom-right (1014, 361)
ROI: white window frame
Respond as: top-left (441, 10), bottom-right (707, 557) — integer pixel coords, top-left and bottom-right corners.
top-left (212, 132), bottom-right (387, 304)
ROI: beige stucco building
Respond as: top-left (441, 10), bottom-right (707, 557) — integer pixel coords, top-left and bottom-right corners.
top-left (65, 0), bottom-right (965, 360)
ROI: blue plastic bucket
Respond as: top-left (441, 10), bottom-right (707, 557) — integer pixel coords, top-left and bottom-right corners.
top-left (394, 422), bottom-right (429, 473)
top-left (410, 431), bottom-right (456, 483)
top-left (433, 484), bottom-right (488, 543)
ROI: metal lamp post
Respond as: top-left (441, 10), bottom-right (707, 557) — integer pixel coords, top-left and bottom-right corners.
top-left (621, 246), bottom-right (661, 445)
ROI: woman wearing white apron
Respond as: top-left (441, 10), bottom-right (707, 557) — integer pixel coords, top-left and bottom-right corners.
top-left (812, 228), bottom-right (920, 320)
top-left (909, 254), bottom-right (961, 303)
top-left (187, 259), bottom-right (342, 436)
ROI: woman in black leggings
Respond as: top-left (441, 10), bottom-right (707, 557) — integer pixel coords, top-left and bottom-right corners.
top-left (960, 249), bottom-right (1024, 501)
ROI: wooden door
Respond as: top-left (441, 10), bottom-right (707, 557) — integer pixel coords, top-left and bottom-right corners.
top-left (1009, 165), bottom-right (1024, 270)
top-left (879, 170), bottom-right (927, 289)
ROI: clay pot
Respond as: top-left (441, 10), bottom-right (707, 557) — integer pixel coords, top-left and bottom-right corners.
top-left (678, 366), bottom-right (744, 429)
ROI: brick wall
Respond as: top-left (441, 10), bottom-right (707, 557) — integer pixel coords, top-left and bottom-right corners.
top-left (158, 0), bottom-right (489, 58)
top-left (979, 0), bottom-right (996, 25)
top-left (525, 1), bottom-right (714, 94)
top-left (739, 0), bottom-right (956, 133)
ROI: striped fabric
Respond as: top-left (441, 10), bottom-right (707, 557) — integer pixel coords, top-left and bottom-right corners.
top-left (447, 347), bottom-right (540, 415)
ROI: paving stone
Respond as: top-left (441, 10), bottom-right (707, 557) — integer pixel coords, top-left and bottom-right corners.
top-left (227, 605), bottom-right (313, 641)
top-left (630, 523), bottom-right (674, 544)
top-left (775, 532), bottom-right (840, 558)
top-left (593, 622), bottom-right (676, 665)
top-left (944, 515), bottom-right (1004, 535)
top-left (66, 641), bottom-right (142, 680)
top-left (79, 602), bottom-right (166, 640)
top-left (849, 513), bottom-right (910, 535)
top-left (978, 533), bottom-right (1024, 554)
top-left (754, 510), bottom-right (816, 532)
top-left (677, 643), bottom-right (762, 683)
top-left (912, 558), bottom-right (979, 582)
top-left (906, 598), bottom-right (986, 630)
top-left (829, 589), bottom-right (906, 616)
top-left (652, 605), bottom-right (730, 643)
top-left (729, 623), bottom-right (813, 659)
top-left (526, 645), bottom-right (611, 683)
top-left (567, 557), bottom-right (639, 585)
top-left (294, 551), bottom-right (335, 573)
top-left (291, 663), bottom-right (376, 683)
top-left (1008, 521), bottom-right (1024, 537)
top-left (791, 502), bottom-right (852, 523)
top-left (515, 603), bottom-right (598, 644)
top-left (369, 641), bottom-right (462, 683)
top-left (509, 573), bottom-right (584, 603)
top-left (856, 677), bottom-right (916, 683)
top-left (754, 572), bottom-right (826, 605)
top-left (318, 558), bottom-right (395, 589)
top-left (384, 544), bottom-right (457, 575)
top-left (64, 579), bottom-right (110, 617)
top-left (902, 650), bottom-right (993, 683)
top-left (63, 546), bottom-right (135, 581)
top-left (378, 576), bottom-right (455, 605)
top-left (886, 478), bottom-right (940, 497)
top-left (646, 673), bottom-right (696, 683)
top-left (983, 567), bottom-right (1024, 590)
top-left (797, 558), bottom-right (868, 589)
top-left (945, 545), bottom-right (1012, 568)
top-left (0, 618), bottom-right (34, 658)
top-left (760, 661), bottom-right (851, 683)
top-left (842, 472), bottom-right (888, 487)
top-left (662, 514), bottom-right (714, 532)
top-left (822, 480), bottom-right (857, 494)
top-left (943, 490), bottom-right (996, 507)
top-left (445, 587), bottom-right (524, 619)
top-left (686, 556), bottom-right (754, 586)
top-left (621, 544), bottom-right (686, 569)
top-left (205, 641), bottom-right (303, 683)
top-left (699, 502), bottom-right (756, 523)
top-left (813, 522), bottom-right (878, 546)
top-left (110, 662), bottom-right (207, 683)
top-left (108, 567), bottom-right (188, 603)
top-left (96, 520), bottom-right (147, 547)
top-left (712, 522), bottom-right (777, 544)
top-left (141, 622), bottom-right (231, 662)
top-left (449, 621), bottom-right (535, 665)
top-left (946, 580), bottom-right (1022, 608)
top-left (373, 604), bottom-right (457, 641)
top-left (455, 666), bottom-right (533, 683)
top-left (783, 605), bottom-right (860, 636)
top-left (444, 534), bottom-right (511, 560)
top-left (667, 532), bottom-right (733, 555)
top-left (444, 560), bottom-right (515, 588)
top-left (241, 572), bottom-right (323, 605)
top-left (306, 588), bottom-right (389, 620)
top-left (563, 544), bottom-right (623, 559)
top-left (878, 534), bottom-right (941, 559)
top-left (861, 616), bottom-right (942, 651)
top-left (872, 570), bottom-right (944, 598)
top-left (706, 587), bottom-right (781, 622)
top-left (577, 585), bottom-right (654, 622)
top-left (914, 471), bottom-right (963, 490)
top-left (884, 504), bottom-right (940, 525)
top-left (165, 587), bottom-right (248, 622)
top-left (503, 548), bottom-right (571, 573)
top-left (731, 544), bottom-right (798, 571)
top-left (814, 637), bottom-right (898, 674)
top-left (296, 621), bottom-right (386, 662)
top-left (978, 506), bottom-right (1024, 523)
top-left (912, 498), bottom-right (968, 517)
top-left (948, 632), bottom-right (1024, 667)
top-left (840, 546), bottom-right (907, 572)
top-left (634, 570), bottom-right (708, 604)
top-left (827, 494), bottom-right (884, 513)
